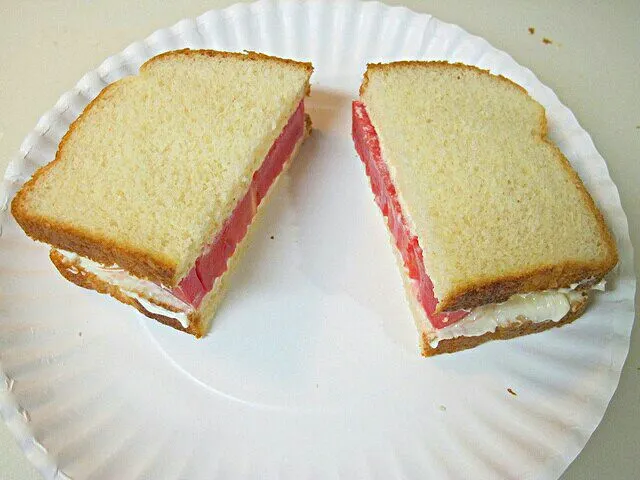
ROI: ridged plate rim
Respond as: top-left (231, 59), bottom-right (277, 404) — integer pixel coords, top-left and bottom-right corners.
top-left (0, 1), bottom-right (635, 479)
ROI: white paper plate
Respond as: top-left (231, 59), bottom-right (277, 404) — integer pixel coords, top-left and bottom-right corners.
top-left (0, 1), bottom-right (635, 478)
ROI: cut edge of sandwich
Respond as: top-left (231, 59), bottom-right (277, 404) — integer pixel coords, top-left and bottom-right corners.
top-left (359, 60), bottom-right (618, 314)
top-left (387, 230), bottom-right (590, 356)
top-left (47, 119), bottom-right (310, 337)
top-left (11, 49), bottom-right (313, 288)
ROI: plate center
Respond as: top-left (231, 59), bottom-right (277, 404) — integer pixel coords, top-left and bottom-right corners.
top-left (142, 90), bottom-right (417, 409)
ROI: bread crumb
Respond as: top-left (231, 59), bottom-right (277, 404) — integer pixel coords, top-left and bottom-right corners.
top-left (542, 37), bottom-right (553, 45)
top-left (528, 27), bottom-right (535, 35)
top-left (439, 405), bottom-right (447, 412)
top-left (507, 388), bottom-right (517, 396)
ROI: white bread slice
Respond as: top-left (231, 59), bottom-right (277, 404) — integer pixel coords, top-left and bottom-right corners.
top-left (359, 61), bottom-right (618, 314)
top-left (12, 50), bottom-right (313, 287)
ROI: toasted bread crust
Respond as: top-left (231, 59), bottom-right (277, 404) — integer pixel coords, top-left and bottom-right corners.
top-left (12, 205), bottom-right (178, 282)
top-left (12, 49), bottom-right (313, 287)
top-left (360, 61), bottom-right (618, 312)
top-left (438, 260), bottom-right (614, 313)
top-left (360, 61), bottom-right (529, 98)
top-left (421, 294), bottom-right (588, 356)
top-left (145, 49), bottom-right (313, 77)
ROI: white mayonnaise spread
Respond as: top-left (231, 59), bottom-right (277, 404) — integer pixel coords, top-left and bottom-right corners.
top-left (128, 292), bottom-right (190, 329)
top-left (427, 280), bottom-right (605, 347)
top-left (57, 250), bottom-right (193, 328)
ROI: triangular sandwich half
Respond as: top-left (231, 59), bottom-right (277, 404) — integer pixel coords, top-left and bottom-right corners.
top-left (12, 49), bottom-right (313, 337)
top-left (352, 61), bottom-right (617, 355)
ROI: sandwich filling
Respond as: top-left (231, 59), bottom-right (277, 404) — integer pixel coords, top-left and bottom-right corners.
top-left (352, 100), bottom-right (599, 341)
top-left (57, 100), bottom-right (306, 325)
top-left (353, 101), bottom-right (467, 329)
top-left (173, 100), bottom-right (305, 308)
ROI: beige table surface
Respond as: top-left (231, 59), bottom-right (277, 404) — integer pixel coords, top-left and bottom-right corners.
top-left (0, 0), bottom-right (638, 478)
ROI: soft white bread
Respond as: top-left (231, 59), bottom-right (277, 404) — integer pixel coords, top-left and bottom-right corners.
top-left (360, 61), bottom-right (618, 313)
top-left (12, 50), bottom-right (313, 287)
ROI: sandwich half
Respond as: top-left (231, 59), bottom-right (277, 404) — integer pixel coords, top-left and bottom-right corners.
top-left (352, 61), bottom-right (618, 356)
top-left (12, 49), bottom-right (313, 337)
